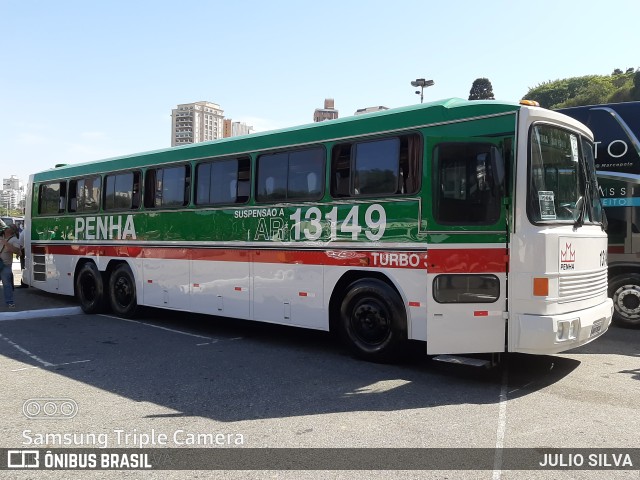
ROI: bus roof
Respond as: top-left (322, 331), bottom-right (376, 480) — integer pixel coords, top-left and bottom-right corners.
top-left (32, 97), bottom-right (522, 182)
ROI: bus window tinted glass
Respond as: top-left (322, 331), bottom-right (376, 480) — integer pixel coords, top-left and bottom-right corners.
top-left (288, 149), bottom-right (324, 200)
top-left (73, 176), bottom-right (100, 213)
top-left (196, 158), bottom-right (250, 205)
top-left (434, 143), bottom-right (501, 224)
top-left (39, 182), bottom-right (66, 215)
top-left (257, 153), bottom-right (288, 201)
top-left (433, 274), bottom-right (500, 303)
top-left (331, 134), bottom-right (421, 198)
top-left (145, 165), bottom-right (190, 208)
top-left (256, 148), bottom-right (324, 202)
top-left (354, 138), bottom-right (399, 195)
top-left (104, 172), bottom-right (139, 210)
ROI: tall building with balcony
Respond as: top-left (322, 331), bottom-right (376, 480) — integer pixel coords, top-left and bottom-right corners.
top-left (313, 98), bottom-right (338, 122)
top-left (171, 101), bottom-right (224, 146)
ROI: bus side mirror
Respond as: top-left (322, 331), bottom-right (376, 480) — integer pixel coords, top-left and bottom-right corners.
top-left (490, 146), bottom-right (505, 196)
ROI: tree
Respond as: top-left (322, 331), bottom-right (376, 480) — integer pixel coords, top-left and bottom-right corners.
top-left (468, 78), bottom-right (495, 100)
top-left (524, 72), bottom-right (636, 108)
top-left (632, 70), bottom-right (640, 100)
top-left (613, 68), bottom-right (623, 75)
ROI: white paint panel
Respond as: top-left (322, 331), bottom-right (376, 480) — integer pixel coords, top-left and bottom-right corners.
top-left (142, 258), bottom-right (190, 310)
top-left (426, 273), bottom-right (507, 354)
top-left (190, 259), bottom-right (250, 318)
top-left (252, 262), bottom-right (324, 329)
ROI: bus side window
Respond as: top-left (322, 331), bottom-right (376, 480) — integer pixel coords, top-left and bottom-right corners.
top-left (68, 180), bottom-right (78, 213)
top-left (144, 165), bottom-right (189, 208)
top-left (38, 181), bottom-right (66, 215)
top-left (144, 169), bottom-right (157, 208)
top-left (434, 142), bottom-right (501, 225)
top-left (331, 134), bottom-right (421, 198)
top-left (132, 173), bottom-right (141, 209)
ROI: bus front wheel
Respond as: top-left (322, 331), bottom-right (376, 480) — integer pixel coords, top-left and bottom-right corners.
top-left (109, 263), bottom-right (139, 318)
top-left (75, 262), bottom-right (107, 314)
top-left (339, 278), bottom-right (407, 362)
top-left (610, 274), bottom-right (640, 328)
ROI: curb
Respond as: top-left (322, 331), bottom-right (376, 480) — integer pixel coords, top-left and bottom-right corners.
top-left (0, 307), bottom-right (84, 322)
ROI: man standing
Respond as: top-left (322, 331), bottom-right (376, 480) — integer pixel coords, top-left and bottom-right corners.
top-left (0, 224), bottom-right (21, 308)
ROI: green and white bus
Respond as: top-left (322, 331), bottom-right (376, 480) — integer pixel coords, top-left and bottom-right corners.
top-left (24, 98), bottom-right (613, 361)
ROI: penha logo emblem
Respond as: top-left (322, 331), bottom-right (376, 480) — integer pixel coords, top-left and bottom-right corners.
top-left (560, 243), bottom-right (576, 270)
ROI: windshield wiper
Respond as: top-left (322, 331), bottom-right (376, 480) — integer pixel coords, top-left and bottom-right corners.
top-left (573, 197), bottom-right (587, 230)
top-left (574, 183), bottom-right (589, 230)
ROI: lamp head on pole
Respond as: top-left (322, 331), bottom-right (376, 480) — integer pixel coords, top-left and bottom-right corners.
top-left (410, 78), bottom-right (434, 103)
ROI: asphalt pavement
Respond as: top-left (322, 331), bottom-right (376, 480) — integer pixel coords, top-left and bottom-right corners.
top-left (1, 259), bottom-right (80, 316)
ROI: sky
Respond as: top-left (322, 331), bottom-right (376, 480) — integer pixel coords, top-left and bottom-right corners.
top-left (1, 0), bottom-right (638, 185)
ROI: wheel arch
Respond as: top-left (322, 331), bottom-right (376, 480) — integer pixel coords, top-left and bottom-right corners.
top-left (73, 258), bottom-right (138, 296)
top-left (328, 270), bottom-right (408, 335)
top-left (608, 263), bottom-right (640, 284)
top-left (73, 257), bottom-right (102, 292)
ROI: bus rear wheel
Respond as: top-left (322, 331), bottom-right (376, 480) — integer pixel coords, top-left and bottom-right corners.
top-left (339, 278), bottom-right (407, 362)
top-left (109, 263), bottom-right (139, 318)
top-left (610, 274), bottom-right (640, 328)
top-left (75, 262), bottom-right (107, 314)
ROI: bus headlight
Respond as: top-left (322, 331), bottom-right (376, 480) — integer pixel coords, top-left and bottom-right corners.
top-left (556, 319), bottom-right (580, 341)
top-left (556, 321), bottom-right (566, 341)
top-left (569, 319), bottom-right (579, 339)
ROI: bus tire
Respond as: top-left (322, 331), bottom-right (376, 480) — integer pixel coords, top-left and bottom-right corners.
top-left (109, 263), bottom-right (139, 318)
top-left (75, 262), bottom-right (107, 314)
top-left (610, 274), bottom-right (640, 328)
top-left (339, 278), bottom-right (407, 362)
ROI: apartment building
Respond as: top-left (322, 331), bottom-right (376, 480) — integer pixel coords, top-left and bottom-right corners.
top-left (223, 119), bottom-right (255, 138)
top-left (1, 175), bottom-right (25, 211)
top-left (171, 101), bottom-right (224, 146)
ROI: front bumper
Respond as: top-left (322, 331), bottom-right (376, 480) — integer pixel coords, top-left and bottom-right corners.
top-left (512, 298), bottom-right (613, 354)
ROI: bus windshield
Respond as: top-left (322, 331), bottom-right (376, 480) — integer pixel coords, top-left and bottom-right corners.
top-left (528, 124), bottom-right (603, 226)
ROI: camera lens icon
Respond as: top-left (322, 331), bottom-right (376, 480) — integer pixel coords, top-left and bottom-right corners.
top-left (23, 399), bottom-right (78, 419)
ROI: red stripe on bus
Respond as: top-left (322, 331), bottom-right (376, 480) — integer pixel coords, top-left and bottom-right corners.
top-left (426, 248), bottom-right (507, 273)
top-left (30, 245), bottom-right (507, 273)
top-left (474, 311), bottom-right (489, 316)
top-left (608, 245), bottom-right (624, 254)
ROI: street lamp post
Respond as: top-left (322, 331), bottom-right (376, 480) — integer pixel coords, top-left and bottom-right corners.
top-left (411, 78), bottom-right (435, 103)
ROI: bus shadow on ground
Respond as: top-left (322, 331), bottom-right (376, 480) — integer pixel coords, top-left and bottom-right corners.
top-left (568, 323), bottom-right (640, 357)
top-left (0, 308), bottom-right (594, 423)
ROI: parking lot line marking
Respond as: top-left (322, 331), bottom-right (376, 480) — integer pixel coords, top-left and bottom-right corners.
top-left (99, 314), bottom-right (214, 341)
top-left (492, 367), bottom-right (509, 480)
top-left (0, 332), bottom-right (54, 367)
top-left (11, 359), bottom-right (91, 372)
top-left (0, 306), bottom-right (83, 322)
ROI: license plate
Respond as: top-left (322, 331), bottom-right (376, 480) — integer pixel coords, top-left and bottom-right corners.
top-left (590, 319), bottom-right (604, 337)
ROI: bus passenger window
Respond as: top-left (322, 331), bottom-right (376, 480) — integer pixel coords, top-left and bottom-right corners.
top-left (144, 165), bottom-right (190, 208)
top-left (196, 157), bottom-right (251, 205)
top-left (38, 182), bottom-right (66, 215)
top-left (331, 134), bottom-right (421, 198)
top-left (256, 148), bottom-right (324, 202)
top-left (69, 176), bottom-right (100, 213)
top-left (104, 171), bottom-right (139, 210)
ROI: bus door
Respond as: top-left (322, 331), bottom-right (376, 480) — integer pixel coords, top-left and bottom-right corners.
top-left (425, 138), bottom-right (510, 354)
